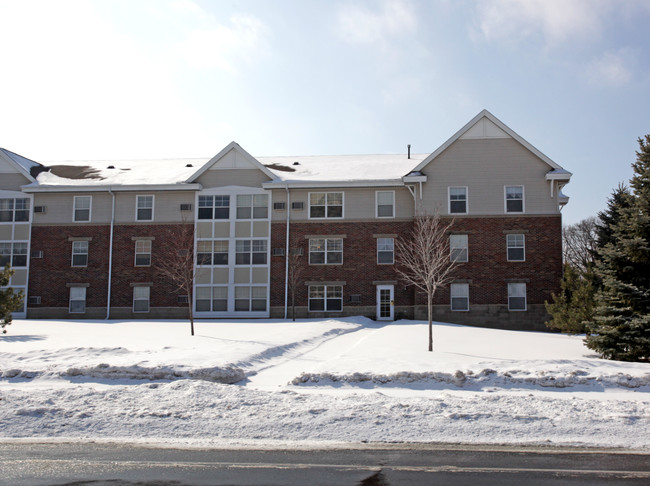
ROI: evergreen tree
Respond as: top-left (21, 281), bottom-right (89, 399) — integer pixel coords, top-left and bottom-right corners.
top-left (546, 263), bottom-right (595, 334)
top-left (1, 265), bottom-right (24, 334)
top-left (585, 136), bottom-right (650, 361)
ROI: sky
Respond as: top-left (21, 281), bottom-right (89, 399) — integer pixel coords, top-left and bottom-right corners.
top-left (1, 0), bottom-right (649, 225)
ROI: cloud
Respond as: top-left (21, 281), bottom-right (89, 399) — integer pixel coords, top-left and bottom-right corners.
top-left (472, 0), bottom-right (609, 47)
top-left (587, 49), bottom-right (635, 86)
top-left (337, 0), bottom-right (417, 45)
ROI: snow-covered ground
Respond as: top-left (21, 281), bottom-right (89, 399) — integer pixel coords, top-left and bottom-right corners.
top-left (1, 318), bottom-right (649, 449)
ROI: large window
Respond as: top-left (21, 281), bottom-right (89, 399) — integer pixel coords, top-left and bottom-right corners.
top-left (449, 187), bottom-right (467, 214)
top-left (136, 195), bottom-right (154, 221)
top-left (508, 283), bottom-right (527, 311)
top-left (196, 286), bottom-right (228, 312)
top-left (0, 242), bottom-right (27, 267)
top-left (235, 286), bottom-right (267, 311)
top-left (505, 186), bottom-right (524, 213)
top-left (71, 241), bottom-right (89, 267)
top-left (377, 238), bottom-right (394, 264)
top-left (133, 286), bottom-right (150, 313)
top-left (235, 240), bottom-right (267, 265)
top-left (309, 192), bottom-right (343, 219)
top-left (134, 240), bottom-right (152, 266)
top-left (198, 195), bottom-right (230, 220)
top-left (73, 196), bottom-right (91, 222)
top-left (309, 238), bottom-right (343, 264)
top-left (237, 194), bottom-right (268, 219)
top-left (376, 191), bottom-right (394, 218)
top-left (506, 234), bottom-right (525, 261)
top-left (197, 240), bottom-right (228, 265)
top-left (450, 234), bottom-right (468, 262)
top-left (451, 283), bottom-right (469, 311)
top-left (0, 198), bottom-right (29, 222)
top-left (69, 287), bottom-right (86, 313)
top-left (309, 285), bottom-right (343, 312)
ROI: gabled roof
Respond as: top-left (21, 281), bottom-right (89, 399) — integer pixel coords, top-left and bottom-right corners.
top-left (186, 141), bottom-right (278, 183)
top-left (0, 148), bottom-right (46, 182)
top-left (411, 109), bottom-right (570, 175)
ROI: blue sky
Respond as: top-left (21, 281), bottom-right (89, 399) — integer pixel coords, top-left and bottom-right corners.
top-left (1, 0), bottom-right (649, 225)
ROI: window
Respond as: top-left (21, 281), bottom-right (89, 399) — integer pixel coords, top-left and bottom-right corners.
top-left (376, 191), bottom-right (394, 218)
top-left (236, 240), bottom-right (267, 265)
top-left (450, 235), bottom-right (468, 262)
top-left (198, 241), bottom-right (229, 265)
top-left (235, 286), bottom-right (267, 311)
top-left (506, 234), bottom-right (525, 261)
top-left (505, 186), bottom-right (524, 213)
top-left (73, 196), bottom-right (91, 222)
top-left (309, 238), bottom-right (343, 264)
top-left (136, 195), bottom-right (154, 221)
top-left (133, 286), bottom-right (150, 312)
top-left (69, 287), bottom-right (86, 313)
top-left (198, 195), bottom-right (230, 220)
top-left (508, 283), bottom-right (527, 311)
top-left (309, 192), bottom-right (343, 219)
top-left (0, 242), bottom-right (26, 267)
top-left (71, 241), bottom-right (88, 267)
top-left (449, 187), bottom-right (467, 214)
top-left (377, 238), bottom-right (394, 264)
top-left (237, 194), bottom-right (268, 219)
top-left (451, 283), bottom-right (469, 311)
top-left (309, 285), bottom-right (343, 312)
top-left (134, 240), bottom-right (152, 266)
top-left (196, 286), bottom-right (228, 312)
top-left (213, 240), bottom-right (228, 265)
top-left (0, 198), bottom-right (29, 222)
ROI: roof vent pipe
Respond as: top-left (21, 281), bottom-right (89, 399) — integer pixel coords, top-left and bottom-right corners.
top-left (407, 144), bottom-right (411, 159)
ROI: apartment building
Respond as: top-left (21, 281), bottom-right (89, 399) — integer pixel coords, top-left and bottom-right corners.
top-left (0, 110), bottom-right (571, 330)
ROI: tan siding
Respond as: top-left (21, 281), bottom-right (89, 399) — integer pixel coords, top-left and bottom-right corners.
top-left (0, 173), bottom-right (30, 191)
top-left (32, 193), bottom-right (115, 224)
top-left (114, 191), bottom-right (195, 223)
top-left (197, 169), bottom-right (271, 188)
top-left (419, 138), bottom-right (558, 215)
top-left (0, 226), bottom-right (11, 239)
top-left (14, 224), bottom-right (30, 240)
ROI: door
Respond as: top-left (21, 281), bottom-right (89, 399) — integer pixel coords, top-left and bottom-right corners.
top-left (376, 285), bottom-right (394, 321)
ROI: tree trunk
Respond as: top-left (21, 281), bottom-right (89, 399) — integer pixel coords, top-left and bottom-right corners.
top-left (187, 299), bottom-right (194, 336)
top-left (291, 290), bottom-right (296, 322)
top-left (427, 292), bottom-right (433, 352)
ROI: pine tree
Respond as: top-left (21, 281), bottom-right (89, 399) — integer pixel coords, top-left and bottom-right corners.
top-left (585, 136), bottom-right (650, 361)
top-left (545, 264), bottom-right (595, 334)
top-left (1, 265), bottom-right (24, 334)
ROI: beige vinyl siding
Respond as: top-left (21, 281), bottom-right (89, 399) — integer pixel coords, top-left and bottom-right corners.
top-left (419, 138), bottom-right (559, 215)
top-left (270, 187), bottom-right (414, 221)
top-left (196, 169), bottom-right (272, 189)
top-left (31, 193), bottom-right (111, 224)
top-left (0, 173), bottom-right (31, 191)
top-left (114, 191), bottom-right (194, 223)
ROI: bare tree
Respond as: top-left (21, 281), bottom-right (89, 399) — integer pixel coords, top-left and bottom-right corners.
top-left (395, 213), bottom-right (459, 352)
top-left (563, 216), bottom-right (598, 272)
top-left (287, 248), bottom-right (304, 321)
top-left (154, 223), bottom-right (196, 336)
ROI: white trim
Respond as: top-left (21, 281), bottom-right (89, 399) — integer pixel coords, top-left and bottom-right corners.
top-left (504, 185), bottom-right (525, 214)
top-left (308, 191), bottom-right (344, 220)
top-left (308, 237), bottom-right (343, 265)
top-left (448, 186), bottom-right (468, 215)
top-left (376, 237), bottom-right (394, 265)
top-left (375, 190), bottom-right (395, 219)
top-left (508, 282), bottom-right (527, 311)
top-left (450, 283), bottom-right (470, 312)
top-left (450, 234), bottom-right (468, 262)
top-left (135, 195), bottom-right (155, 222)
top-left (506, 234), bottom-right (526, 262)
top-left (73, 195), bottom-right (92, 222)
top-left (263, 179), bottom-right (403, 189)
top-left (132, 286), bottom-right (150, 313)
top-left (23, 184), bottom-right (202, 193)
top-left (376, 284), bottom-right (394, 320)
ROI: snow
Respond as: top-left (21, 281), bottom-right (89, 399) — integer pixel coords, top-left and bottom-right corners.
top-left (1, 318), bottom-right (649, 449)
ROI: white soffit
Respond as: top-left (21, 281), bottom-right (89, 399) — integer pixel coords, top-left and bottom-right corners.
top-left (460, 117), bottom-right (509, 139)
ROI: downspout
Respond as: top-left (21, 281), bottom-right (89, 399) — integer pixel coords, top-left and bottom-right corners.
top-left (284, 183), bottom-right (290, 319)
top-left (106, 187), bottom-right (115, 320)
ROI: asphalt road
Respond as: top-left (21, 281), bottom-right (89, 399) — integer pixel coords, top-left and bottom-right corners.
top-left (0, 442), bottom-right (648, 486)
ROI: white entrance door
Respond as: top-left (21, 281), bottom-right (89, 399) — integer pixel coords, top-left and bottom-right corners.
top-left (376, 285), bottom-right (394, 321)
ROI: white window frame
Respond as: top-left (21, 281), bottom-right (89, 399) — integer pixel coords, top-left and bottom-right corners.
top-left (236, 194), bottom-right (269, 220)
top-left (1, 242), bottom-right (28, 268)
top-left (505, 186), bottom-right (525, 213)
top-left (308, 285), bottom-right (343, 312)
top-left (508, 282), bottom-right (527, 311)
top-left (235, 239), bottom-right (268, 265)
top-left (448, 187), bottom-right (468, 215)
top-left (73, 196), bottom-right (92, 222)
top-left (450, 234), bottom-right (468, 262)
top-left (133, 286), bottom-right (150, 313)
top-left (450, 283), bottom-right (469, 311)
top-left (0, 198), bottom-right (30, 222)
top-left (69, 287), bottom-right (86, 313)
top-left (198, 195), bottom-right (230, 220)
top-left (234, 286), bottom-right (267, 312)
top-left (377, 237), bottom-right (394, 264)
top-left (134, 240), bottom-right (152, 266)
top-left (375, 191), bottom-right (395, 219)
top-left (308, 192), bottom-right (344, 219)
top-left (195, 286), bottom-right (228, 312)
top-left (136, 195), bottom-right (154, 221)
top-left (309, 238), bottom-right (343, 265)
top-left (71, 241), bottom-right (89, 267)
top-left (506, 234), bottom-right (526, 262)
